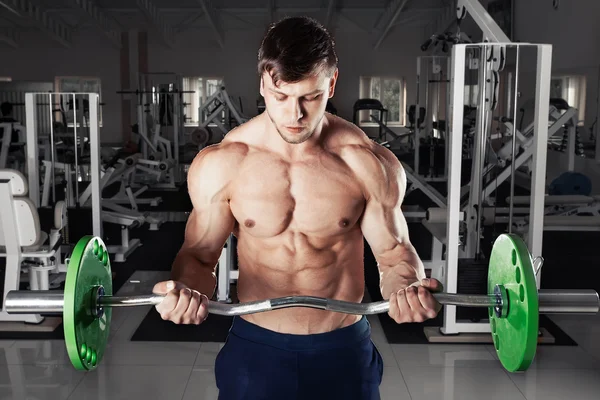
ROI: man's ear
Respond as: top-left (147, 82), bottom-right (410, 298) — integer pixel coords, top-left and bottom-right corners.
top-left (328, 68), bottom-right (339, 98)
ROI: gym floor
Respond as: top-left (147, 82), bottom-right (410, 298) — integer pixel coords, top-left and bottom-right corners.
top-left (0, 268), bottom-right (599, 400)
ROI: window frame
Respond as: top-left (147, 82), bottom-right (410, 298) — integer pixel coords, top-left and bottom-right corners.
top-left (550, 74), bottom-right (587, 124)
top-left (358, 75), bottom-right (406, 128)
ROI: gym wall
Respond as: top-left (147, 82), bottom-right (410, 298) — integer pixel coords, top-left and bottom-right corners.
top-left (0, 30), bottom-right (122, 143)
top-left (0, 21), bottom-right (426, 145)
top-left (149, 25), bottom-right (427, 139)
top-left (0, 2), bottom-right (597, 146)
top-left (512, 0), bottom-right (600, 131)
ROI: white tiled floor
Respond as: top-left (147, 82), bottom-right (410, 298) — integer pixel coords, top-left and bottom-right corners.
top-left (1, 270), bottom-right (599, 400)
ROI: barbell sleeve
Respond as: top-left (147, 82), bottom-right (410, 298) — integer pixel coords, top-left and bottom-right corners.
top-left (4, 289), bottom-right (599, 316)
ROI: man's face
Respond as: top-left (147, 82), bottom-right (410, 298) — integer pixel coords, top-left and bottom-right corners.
top-left (260, 68), bottom-right (338, 144)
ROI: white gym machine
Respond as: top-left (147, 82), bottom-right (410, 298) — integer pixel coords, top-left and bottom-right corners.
top-left (25, 93), bottom-right (102, 237)
top-left (421, 0), bottom-right (552, 337)
top-left (102, 153), bottom-right (162, 210)
top-left (132, 101), bottom-right (178, 191)
top-left (216, 235), bottom-right (236, 302)
top-left (193, 85), bottom-right (250, 146)
top-left (0, 169), bottom-right (67, 323)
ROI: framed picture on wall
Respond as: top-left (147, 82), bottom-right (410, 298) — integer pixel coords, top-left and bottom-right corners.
top-left (487, 0), bottom-right (513, 40)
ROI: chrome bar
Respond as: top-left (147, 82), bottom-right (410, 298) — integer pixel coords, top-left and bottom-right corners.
top-left (103, 293), bottom-right (499, 314)
top-left (4, 292), bottom-right (64, 314)
top-left (538, 289), bottom-right (600, 314)
top-left (5, 289), bottom-right (599, 316)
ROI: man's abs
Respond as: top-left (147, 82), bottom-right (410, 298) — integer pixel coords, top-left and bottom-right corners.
top-left (234, 227), bottom-right (366, 334)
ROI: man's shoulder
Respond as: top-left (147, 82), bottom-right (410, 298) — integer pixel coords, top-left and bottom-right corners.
top-left (326, 116), bottom-right (401, 174)
top-left (187, 140), bottom-right (249, 190)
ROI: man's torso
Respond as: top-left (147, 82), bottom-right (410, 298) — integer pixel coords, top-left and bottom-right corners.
top-left (215, 114), bottom-right (376, 334)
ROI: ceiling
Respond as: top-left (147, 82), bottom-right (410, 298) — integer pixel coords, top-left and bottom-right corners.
top-left (0, 0), bottom-right (454, 49)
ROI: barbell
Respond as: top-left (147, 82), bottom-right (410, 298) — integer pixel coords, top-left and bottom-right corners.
top-left (4, 234), bottom-right (599, 373)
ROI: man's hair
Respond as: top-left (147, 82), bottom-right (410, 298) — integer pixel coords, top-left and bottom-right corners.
top-left (258, 16), bottom-right (338, 87)
top-left (0, 102), bottom-right (12, 116)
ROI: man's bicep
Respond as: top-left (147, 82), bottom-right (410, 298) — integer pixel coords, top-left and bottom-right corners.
top-left (182, 205), bottom-right (235, 265)
top-left (356, 145), bottom-right (418, 267)
top-left (360, 195), bottom-right (410, 264)
top-left (183, 146), bottom-right (236, 264)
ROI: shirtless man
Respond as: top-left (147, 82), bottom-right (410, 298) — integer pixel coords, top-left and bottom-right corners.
top-left (153, 16), bottom-right (442, 399)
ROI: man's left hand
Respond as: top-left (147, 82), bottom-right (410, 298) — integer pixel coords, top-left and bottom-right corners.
top-left (388, 278), bottom-right (443, 324)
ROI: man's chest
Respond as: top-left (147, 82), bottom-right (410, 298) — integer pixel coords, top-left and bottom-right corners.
top-left (228, 153), bottom-right (366, 237)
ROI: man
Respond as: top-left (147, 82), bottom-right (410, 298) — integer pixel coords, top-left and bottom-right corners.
top-left (153, 16), bottom-right (442, 399)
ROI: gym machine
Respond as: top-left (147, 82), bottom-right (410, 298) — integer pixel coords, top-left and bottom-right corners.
top-left (24, 93), bottom-right (148, 263)
top-left (0, 169), bottom-right (67, 323)
top-left (119, 73), bottom-right (191, 190)
top-left (419, 0), bottom-right (554, 337)
top-left (192, 84), bottom-right (250, 147)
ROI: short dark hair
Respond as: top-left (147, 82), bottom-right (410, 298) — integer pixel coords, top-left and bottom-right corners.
top-left (258, 16), bottom-right (338, 87)
top-left (0, 102), bottom-right (12, 116)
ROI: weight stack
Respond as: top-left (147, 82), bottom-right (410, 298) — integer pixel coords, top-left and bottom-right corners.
top-left (456, 258), bottom-right (489, 321)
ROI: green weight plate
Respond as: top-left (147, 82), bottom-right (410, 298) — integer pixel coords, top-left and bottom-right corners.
top-left (64, 236), bottom-right (112, 371)
top-left (488, 234), bottom-right (538, 372)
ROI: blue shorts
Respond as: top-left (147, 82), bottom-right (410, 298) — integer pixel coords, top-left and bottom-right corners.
top-left (215, 316), bottom-right (384, 400)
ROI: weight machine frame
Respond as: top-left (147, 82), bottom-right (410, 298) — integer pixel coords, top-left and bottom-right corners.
top-left (414, 56), bottom-right (451, 182)
top-left (25, 93), bottom-right (103, 238)
top-left (421, 0), bottom-right (552, 336)
top-left (197, 85), bottom-right (249, 138)
top-left (438, 43), bottom-right (551, 335)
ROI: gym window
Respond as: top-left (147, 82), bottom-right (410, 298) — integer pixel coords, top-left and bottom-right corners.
top-left (551, 75), bottom-right (586, 124)
top-left (54, 76), bottom-right (103, 127)
top-left (182, 76), bottom-right (224, 126)
top-left (358, 76), bottom-right (406, 127)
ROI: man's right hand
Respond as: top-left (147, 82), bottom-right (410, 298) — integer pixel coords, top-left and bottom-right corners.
top-left (152, 280), bottom-right (209, 325)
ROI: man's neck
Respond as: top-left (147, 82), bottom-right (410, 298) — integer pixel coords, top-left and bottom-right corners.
top-left (264, 113), bottom-right (329, 159)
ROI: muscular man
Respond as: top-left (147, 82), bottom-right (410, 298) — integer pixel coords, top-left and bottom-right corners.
top-left (153, 16), bottom-right (442, 399)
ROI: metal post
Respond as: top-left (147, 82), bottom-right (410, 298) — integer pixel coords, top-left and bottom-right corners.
top-left (25, 93), bottom-right (40, 208)
top-left (72, 94), bottom-right (80, 203)
top-left (49, 93), bottom-right (56, 205)
top-left (529, 45), bottom-right (552, 288)
top-left (444, 56), bottom-right (451, 180)
top-left (508, 47), bottom-right (521, 233)
top-left (173, 88), bottom-right (180, 166)
top-left (596, 64), bottom-right (600, 164)
top-left (465, 49), bottom-right (489, 259)
top-left (138, 96), bottom-right (148, 160)
top-left (217, 236), bottom-right (231, 302)
top-left (88, 94), bottom-right (103, 238)
top-left (567, 124), bottom-right (576, 171)
top-left (441, 44), bottom-right (466, 335)
top-left (415, 57), bottom-right (422, 176)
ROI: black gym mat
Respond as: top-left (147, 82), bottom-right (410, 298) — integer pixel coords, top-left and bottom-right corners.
top-left (373, 310), bottom-right (576, 346)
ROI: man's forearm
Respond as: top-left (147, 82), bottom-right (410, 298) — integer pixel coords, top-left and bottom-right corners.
top-left (171, 251), bottom-right (217, 298)
top-left (378, 248), bottom-right (426, 300)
